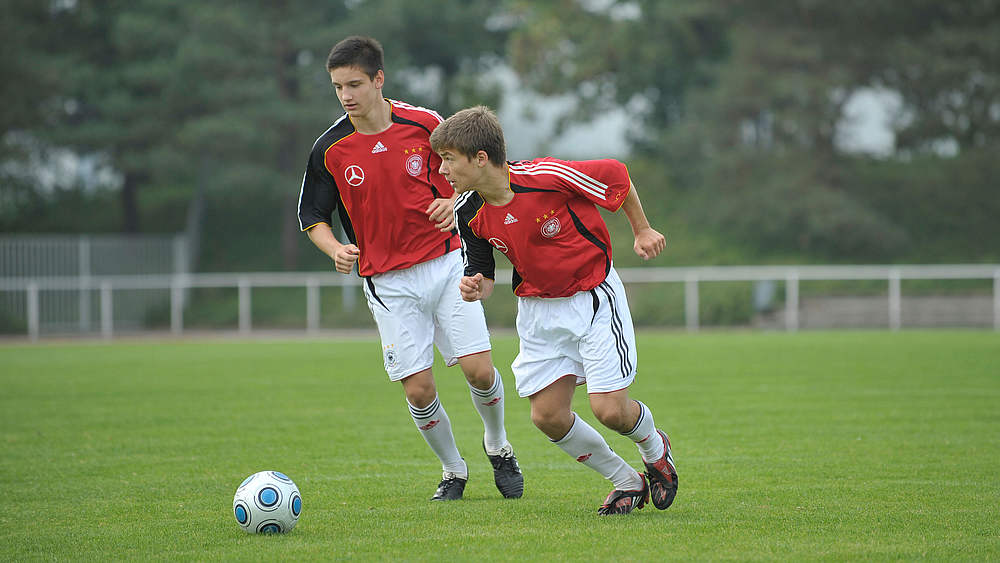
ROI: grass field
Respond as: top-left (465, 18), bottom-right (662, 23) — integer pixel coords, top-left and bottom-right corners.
top-left (1, 331), bottom-right (998, 561)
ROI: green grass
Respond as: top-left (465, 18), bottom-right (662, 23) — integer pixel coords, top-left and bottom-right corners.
top-left (1, 332), bottom-right (998, 561)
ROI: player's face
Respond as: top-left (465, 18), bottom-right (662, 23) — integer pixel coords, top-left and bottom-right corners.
top-left (437, 149), bottom-right (479, 193)
top-left (329, 66), bottom-right (383, 118)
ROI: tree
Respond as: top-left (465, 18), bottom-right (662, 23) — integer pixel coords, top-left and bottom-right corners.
top-left (678, 1), bottom-right (1000, 260)
top-left (39, 0), bottom-right (192, 233)
top-left (6, 0), bottom-right (512, 270)
top-left (856, 1), bottom-right (1000, 153)
top-left (505, 1), bottom-right (1000, 261)
top-left (505, 0), bottom-right (729, 147)
top-left (1, 1), bottom-right (73, 228)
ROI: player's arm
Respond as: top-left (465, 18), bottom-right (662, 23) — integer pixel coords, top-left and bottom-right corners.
top-left (558, 158), bottom-right (665, 260)
top-left (298, 146), bottom-right (359, 274)
top-left (620, 181), bottom-right (666, 260)
top-left (306, 224), bottom-right (359, 275)
top-left (455, 194), bottom-right (497, 301)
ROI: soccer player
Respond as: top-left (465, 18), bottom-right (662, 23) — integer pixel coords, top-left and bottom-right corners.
top-left (429, 105), bottom-right (678, 515)
top-left (297, 37), bottom-right (523, 501)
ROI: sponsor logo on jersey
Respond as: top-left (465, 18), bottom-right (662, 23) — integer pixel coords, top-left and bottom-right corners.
top-left (540, 217), bottom-right (561, 238)
top-left (503, 213), bottom-right (518, 225)
top-left (371, 141), bottom-right (387, 154)
top-left (487, 237), bottom-right (508, 253)
top-left (418, 419), bottom-right (440, 431)
top-left (344, 165), bottom-right (365, 186)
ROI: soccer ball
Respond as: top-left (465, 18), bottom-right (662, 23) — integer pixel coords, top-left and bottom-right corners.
top-left (232, 471), bottom-right (301, 534)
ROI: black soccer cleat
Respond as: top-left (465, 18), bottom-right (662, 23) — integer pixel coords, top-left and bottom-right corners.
top-left (643, 429), bottom-right (678, 510)
top-left (431, 471), bottom-right (468, 501)
top-left (484, 441), bottom-right (524, 499)
top-left (598, 473), bottom-right (649, 515)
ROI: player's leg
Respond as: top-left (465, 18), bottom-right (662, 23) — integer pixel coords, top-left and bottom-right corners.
top-left (583, 268), bottom-right (677, 510)
top-left (513, 290), bottom-right (645, 513)
top-left (400, 368), bottom-right (468, 500)
top-left (364, 269), bottom-right (467, 500)
top-left (529, 375), bottom-right (648, 515)
top-left (456, 350), bottom-right (523, 498)
top-left (589, 390), bottom-right (675, 504)
top-left (433, 251), bottom-right (506, 449)
top-left (434, 250), bottom-right (522, 498)
top-left (456, 350), bottom-right (507, 453)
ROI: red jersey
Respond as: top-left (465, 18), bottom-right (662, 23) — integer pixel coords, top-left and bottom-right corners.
top-left (297, 99), bottom-right (459, 277)
top-left (455, 157), bottom-right (631, 298)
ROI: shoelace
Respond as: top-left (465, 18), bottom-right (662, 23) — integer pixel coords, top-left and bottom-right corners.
top-left (492, 455), bottom-right (519, 472)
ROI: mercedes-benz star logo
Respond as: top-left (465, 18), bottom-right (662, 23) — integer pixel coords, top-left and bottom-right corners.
top-left (344, 165), bottom-right (365, 186)
top-left (488, 237), bottom-right (508, 253)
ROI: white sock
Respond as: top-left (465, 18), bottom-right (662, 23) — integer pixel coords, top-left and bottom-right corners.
top-left (553, 413), bottom-right (643, 491)
top-left (408, 396), bottom-right (467, 477)
top-left (469, 367), bottom-right (508, 453)
top-left (621, 400), bottom-right (664, 463)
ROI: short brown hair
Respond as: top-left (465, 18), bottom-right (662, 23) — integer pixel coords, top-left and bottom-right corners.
top-left (429, 106), bottom-right (507, 166)
top-left (326, 36), bottom-right (383, 78)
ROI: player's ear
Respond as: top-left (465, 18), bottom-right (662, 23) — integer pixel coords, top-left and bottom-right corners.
top-left (373, 69), bottom-right (384, 89)
top-left (475, 150), bottom-right (489, 167)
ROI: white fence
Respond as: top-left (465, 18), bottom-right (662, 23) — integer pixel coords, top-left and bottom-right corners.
top-left (0, 235), bottom-right (189, 334)
top-left (2, 264), bottom-right (998, 340)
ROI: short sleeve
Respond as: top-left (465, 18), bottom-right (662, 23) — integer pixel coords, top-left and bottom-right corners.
top-left (539, 158), bottom-right (631, 211)
top-left (297, 146), bottom-right (339, 231)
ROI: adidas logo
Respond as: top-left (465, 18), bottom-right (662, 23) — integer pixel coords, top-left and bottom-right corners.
top-left (371, 141), bottom-right (387, 154)
top-left (503, 213), bottom-right (518, 225)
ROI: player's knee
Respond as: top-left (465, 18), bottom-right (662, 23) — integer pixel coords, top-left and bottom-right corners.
top-left (401, 372), bottom-right (436, 408)
top-left (530, 408), bottom-right (572, 439)
top-left (463, 365), bottom-right (494, 390)
top-left (404, 387), bottom-right (435, 409)
top-left (529, 408), bottom-right (549, 431)
top-left (592, 403), bottom-right (630, 433)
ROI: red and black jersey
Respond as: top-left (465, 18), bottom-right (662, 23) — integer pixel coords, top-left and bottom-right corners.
top-left (455, 157), bottom-right (631, 298)
top-left (297, 99), bottom-right (459, 277)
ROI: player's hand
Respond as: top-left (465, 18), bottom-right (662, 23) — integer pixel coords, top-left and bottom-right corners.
top-left (333, 244), bottom-right (360, 274)
top-left (459, 273), bottom-right (485, 302)
top-left (426, 198), bottom-right (456, 232)
top-left (634, 227), bottom-right (666, 260)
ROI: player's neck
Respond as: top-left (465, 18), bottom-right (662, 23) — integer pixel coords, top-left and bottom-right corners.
top-left (351, 98), bottom-right (392, 135)
top-left (479, 163), bottom-right (514, 206)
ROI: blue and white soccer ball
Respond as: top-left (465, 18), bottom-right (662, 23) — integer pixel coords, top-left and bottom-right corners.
top-left (233, 471), bottom-right (301, 534)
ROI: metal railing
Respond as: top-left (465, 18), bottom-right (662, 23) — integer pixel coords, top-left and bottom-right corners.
top-left (0, 234), bottom-right (190, 334)
top-left (2, 264), bottom-right (998, 340)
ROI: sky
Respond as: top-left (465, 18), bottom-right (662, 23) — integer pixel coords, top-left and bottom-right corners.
top-left (498, 68), bottom-right (900, 160)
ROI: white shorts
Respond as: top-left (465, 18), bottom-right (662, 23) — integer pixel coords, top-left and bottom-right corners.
top-left (511, 267), bottom-right (638, 397)
top-left (363, 250), bottom-right (491, 381)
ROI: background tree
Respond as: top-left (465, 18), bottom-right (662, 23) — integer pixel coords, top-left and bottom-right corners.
top-left (683, 1), bottom-right (1000, 261)
top-left (0, 0), bottom-right (63, 228)
top-left (3, 1), bottom-right (998, 268)
top-left (3, 0), bottom-right (511, 270)
top-left (506, 0), bottom-right (728, 148)
top-left (508, 0), bottom-right (1000, 262)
